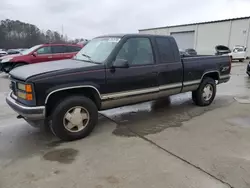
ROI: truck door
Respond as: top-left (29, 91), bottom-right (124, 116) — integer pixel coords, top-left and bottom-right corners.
top-left (154, 37), bottom-right (183, 98)
top-left (104, 37), bottom-right (158, 109)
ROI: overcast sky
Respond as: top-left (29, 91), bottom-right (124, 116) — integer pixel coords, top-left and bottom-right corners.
top-left (1, 0), bottom-right (250, 39)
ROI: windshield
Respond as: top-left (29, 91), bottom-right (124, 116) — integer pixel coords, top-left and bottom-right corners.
top-left (74, 37), bottom-right (121, 63)
top-left (21, 45), bottom-right (42, 55)
top-left (234, 47), bottom-right (244, 52)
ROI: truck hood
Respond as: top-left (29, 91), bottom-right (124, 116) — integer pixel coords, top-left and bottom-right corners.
top-left (10, 59), bottom-right (101, 81)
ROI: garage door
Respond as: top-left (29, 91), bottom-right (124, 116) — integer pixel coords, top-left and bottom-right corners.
top-left (170, 31), bottom-right (195, 50)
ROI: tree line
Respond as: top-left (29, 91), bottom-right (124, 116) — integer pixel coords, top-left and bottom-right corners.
top-left (0, 19), bottom-right (86, 49)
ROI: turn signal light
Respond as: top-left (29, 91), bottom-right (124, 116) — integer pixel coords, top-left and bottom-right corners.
top-left (26, 94), bottom-right (33, 101)
top-left (25, 84), bottom-right (32, 92)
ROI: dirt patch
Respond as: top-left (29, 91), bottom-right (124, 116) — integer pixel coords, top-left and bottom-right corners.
top-left (43, 148), bottom-right (79, 164)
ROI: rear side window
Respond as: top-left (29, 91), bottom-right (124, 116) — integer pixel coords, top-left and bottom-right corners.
top-left (156, 37), bottom-right (176, 63)
top-left (51, 46), bottom-right (66, 54)
top-left (67, 46), bottom-right (82, 53)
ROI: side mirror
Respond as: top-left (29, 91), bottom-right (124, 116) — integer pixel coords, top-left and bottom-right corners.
top-left (113, 59), bottom-right (129, 68)
top-left (32, 52), bottom-right (37, 57)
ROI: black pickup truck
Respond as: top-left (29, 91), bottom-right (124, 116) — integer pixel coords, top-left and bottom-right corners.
top-left (6, 34), bottom-right (231, 141)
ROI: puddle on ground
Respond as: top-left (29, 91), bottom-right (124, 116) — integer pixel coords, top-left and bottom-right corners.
top-left (43, 148), bottom-right (79, 164)
top-left (234, 96), bottom-right (250, 104)
top-left (104, 94), bottom-right (234, 137)
top-left (226, 116), bottom-right (250, 128)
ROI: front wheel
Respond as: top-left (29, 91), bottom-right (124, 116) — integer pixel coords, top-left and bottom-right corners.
top-left (192, 77), bottom-right (216, 106)
top-left (50, 96), bottom-right (98, 141)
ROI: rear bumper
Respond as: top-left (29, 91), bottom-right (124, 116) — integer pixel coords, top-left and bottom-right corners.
top-left (218, 74), bottom-right (230, 84)
top-left (6, 92), bottom-right (45, 120)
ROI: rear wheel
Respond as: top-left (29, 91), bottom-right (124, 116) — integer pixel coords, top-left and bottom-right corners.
top-left (192, 77), bottom-right (216, 106)
top-left (50, 96), bottom-right (98, 141)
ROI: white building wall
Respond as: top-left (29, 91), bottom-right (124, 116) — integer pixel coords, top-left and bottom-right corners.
top-left (195, 21), bottom-right (231, 55)
top-left (139, 17), bottom-right (250, 57)
top-left (229, 19), bottom-right (249, 48)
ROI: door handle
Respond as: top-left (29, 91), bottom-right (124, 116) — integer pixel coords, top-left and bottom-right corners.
top-left (48, 56), bottom-right (53, 59)
top-left (65, 55), bottom-right (71, 58)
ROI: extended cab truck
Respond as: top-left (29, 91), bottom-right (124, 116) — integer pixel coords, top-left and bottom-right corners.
top-left (6, 34), bottom-right (231, 141)
top-left (0, 43), bottom-right (82, 73)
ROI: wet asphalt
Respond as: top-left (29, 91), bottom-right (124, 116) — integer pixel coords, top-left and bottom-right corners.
top-left (0, 61), bottom-right (250, 187)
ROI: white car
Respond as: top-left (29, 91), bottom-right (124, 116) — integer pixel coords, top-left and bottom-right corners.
top-left (0, 50), bottom-right (7, 57)
top-left (229, 46), bottom-right (247, 62)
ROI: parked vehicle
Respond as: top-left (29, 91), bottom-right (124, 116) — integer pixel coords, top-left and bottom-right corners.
top-left (179, 49), bottom-right (189, 56)
top-left (215, 45), bottom-right (247, 62)
top-left (215, 45), bottom-right (231, 56)
top-left (185, 48), bottom-right (197, 56)
top-left (6, 34), bottom-right (231, 141)
top-left (229, 45), bottom-right (247, 62)
top-left (7, 49), bottom-right (21, 55)
top-left (0, 43), bottom-right (82, 73)
top-left (0, 50), bottom-right (7, 57)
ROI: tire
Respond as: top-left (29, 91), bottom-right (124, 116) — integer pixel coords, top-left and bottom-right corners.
top-left (192, 91), bottom-right (198, 105)
top-left (192, 77), bottom-right (216, 106)
top-left (50, 96), bottom-right (98, 141)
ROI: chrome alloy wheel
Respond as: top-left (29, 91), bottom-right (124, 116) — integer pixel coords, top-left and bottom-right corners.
top-left (202, 84), bottom-right (213, 101)
top-left (63, 106), bottom-right (90, 133)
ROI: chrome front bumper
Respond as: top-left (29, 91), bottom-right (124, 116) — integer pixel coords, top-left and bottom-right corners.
top-left (6, 92), bottom-right (45, 120)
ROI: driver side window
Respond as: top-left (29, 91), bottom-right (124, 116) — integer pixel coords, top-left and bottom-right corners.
top-left (36, 46), bottom-right (52, 55)
top-left (116, 38), bottom-right (154, 66)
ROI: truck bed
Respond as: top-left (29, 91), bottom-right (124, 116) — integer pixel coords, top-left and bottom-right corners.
top-left (181, 55), bottom-right (231, 86)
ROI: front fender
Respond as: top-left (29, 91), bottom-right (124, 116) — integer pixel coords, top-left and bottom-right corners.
top-left (44, 83), bottom-right (102, 104)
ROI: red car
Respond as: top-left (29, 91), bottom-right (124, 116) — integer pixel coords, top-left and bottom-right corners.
top-left (0, 43), bottom-right (82, 73)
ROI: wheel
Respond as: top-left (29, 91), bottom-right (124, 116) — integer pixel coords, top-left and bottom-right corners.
top-left (50, 96), bottom-right (98, 141)
top-left (192, 77), bottom-right (216, 106)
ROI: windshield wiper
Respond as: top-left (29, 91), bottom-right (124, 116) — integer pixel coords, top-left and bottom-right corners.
top-left (81, 53), bottom-right (101, 64)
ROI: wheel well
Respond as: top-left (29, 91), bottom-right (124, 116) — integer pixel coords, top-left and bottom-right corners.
top-left (202, 72), bottom-right (219, 81)
top-left (45, 88), bottom-right (101, 117)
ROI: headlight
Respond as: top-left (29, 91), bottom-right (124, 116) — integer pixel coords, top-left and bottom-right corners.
top-left (17, 91), bottom-right (33, 101)
top-left (16, 83), bottom-right (33, 101)
top-left (17, 83), bottom-right (33, 92)
top-left (1, 58), bottom-right (13, 63)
